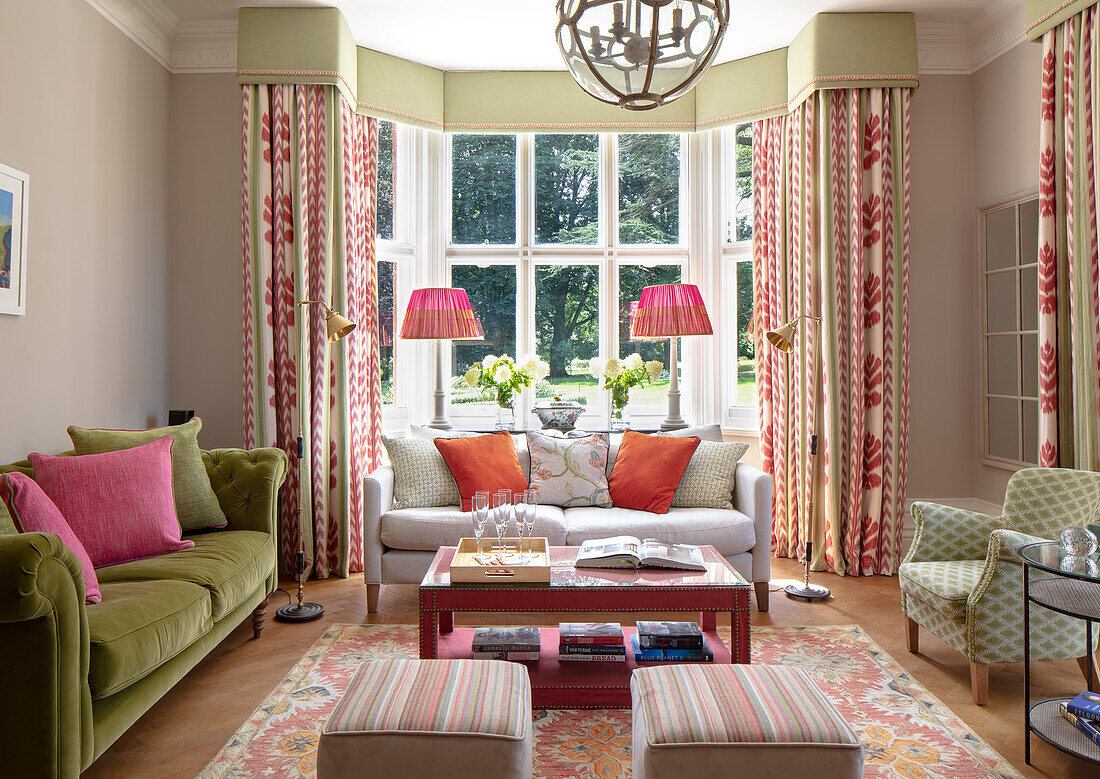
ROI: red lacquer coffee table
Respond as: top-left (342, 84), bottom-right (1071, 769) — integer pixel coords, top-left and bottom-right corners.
top-left (418, 544), bottom-right (751, 708)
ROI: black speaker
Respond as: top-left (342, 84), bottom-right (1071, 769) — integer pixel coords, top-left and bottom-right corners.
top-left (169, 409), bottom-right (195, 426)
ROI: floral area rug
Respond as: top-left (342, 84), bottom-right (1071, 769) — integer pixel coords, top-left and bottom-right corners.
top-left (200, 624), bottom-right (1021, 779)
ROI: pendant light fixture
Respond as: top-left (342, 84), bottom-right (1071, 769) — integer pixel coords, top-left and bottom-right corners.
top-left (556, 0), bottom-right (729, 110)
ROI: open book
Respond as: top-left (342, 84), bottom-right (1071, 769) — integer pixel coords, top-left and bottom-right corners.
top-left (574, 537), bottom-right (706, 571)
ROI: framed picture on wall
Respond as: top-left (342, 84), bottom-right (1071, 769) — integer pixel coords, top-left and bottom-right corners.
top-left (0, 162), bottom-right (29, 316)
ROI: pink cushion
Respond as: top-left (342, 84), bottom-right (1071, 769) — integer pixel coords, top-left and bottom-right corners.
top-left (29, 436), bottom-right (193, 568)
top-left (1, 472), bottom-right (102, 603)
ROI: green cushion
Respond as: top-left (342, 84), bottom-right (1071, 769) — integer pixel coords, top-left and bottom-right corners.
top-left (68, 418), bottom-right (226, 531)
top-left (898, 560), bottom-right (986, 621)
top-left (96, 530), bottom-right (274, 620)
top-left (87, 579), bottom-right (212, 699)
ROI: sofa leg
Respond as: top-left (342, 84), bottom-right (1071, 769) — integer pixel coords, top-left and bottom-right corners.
top-left (366, 584), bottom-right (380, 613)
top-left (970, 661), bottom-right (988, 705)
top-left (905, 617), bottom-right (918, 653)
top-left (252, 597), bottom-right (268, 639)
top-left (754, 581), bottom-right (769, 612)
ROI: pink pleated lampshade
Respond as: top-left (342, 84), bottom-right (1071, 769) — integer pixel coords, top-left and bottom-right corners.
top-left (399, 288), bottom-right (484, 340)
top-left (630, 283), bottom-right (713, 339)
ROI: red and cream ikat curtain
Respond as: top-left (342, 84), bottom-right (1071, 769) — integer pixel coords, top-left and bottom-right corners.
top-left (754, 88), bottom-right (912, 576)
top-left (241, 84), bottom-right (383, 578)
top-left (1038, 5), bottom-right (1100, 471)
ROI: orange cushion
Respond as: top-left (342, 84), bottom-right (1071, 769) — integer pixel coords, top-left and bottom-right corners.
top-left (608, 431), bottom-right (700, 514)
top-left (434, 432), bottom-right (528, 511)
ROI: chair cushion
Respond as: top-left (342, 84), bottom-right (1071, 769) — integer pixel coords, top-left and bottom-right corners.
top-left (564, 506), bottom-right (755, 556)
top-left (898, 560), bottom-right (985, 621)
top-left (632, 664), bottom-right (860, 746)
top-left (87, 579), bottom-right (212, 698)
top-left (382, 505), bottom-right (568, 550)
top-left (95, 530), bottom-right (273, 620)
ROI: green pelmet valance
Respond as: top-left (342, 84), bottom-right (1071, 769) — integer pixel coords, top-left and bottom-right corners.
top-left (236, 7), bottom-right (918, 132)
top-left (1028, 0), bottom-right (1100, 40)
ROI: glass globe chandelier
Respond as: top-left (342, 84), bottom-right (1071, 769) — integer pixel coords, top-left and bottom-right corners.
top-left (556, 0), bottom-right (729, 110)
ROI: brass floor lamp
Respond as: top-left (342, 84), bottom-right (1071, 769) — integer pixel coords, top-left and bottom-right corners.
top-left (275, 299), bottom-right (356, 623)
top-left (765, 314), bottom-right (830, 602)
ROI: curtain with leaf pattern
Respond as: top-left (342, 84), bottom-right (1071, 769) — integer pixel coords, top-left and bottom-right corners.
top-left (241, 84), bottom-right (382, 578)
top-left (754, 88), bottom-right (911, 576)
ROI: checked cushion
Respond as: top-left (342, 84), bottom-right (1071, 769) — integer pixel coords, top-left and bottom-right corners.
top-left (898, 560), bottom-right (984, 621)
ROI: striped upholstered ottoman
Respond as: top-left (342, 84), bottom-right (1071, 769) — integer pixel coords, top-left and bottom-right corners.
top-left (631, 664), bottom-right (863, 778)
top-left (318, 658), bottom-right (532, 779)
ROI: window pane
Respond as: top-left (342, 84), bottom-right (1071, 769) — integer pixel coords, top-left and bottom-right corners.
top-left (1019, 198), bottom-right (1039, 265)
top-left (1022, 399), bottom-right (1039, 465)
top-left (451, 265), bottom-right (516, 405)
top-left (451, 134), bottom-right (516, 244)
top-left (987, 397), bottom-right (1019, 461)
top-left (987, 335), bottom-right (1018, 396)
top-left (733, 124), bottom-right (753, 243)
top-left (535, 134), bottom-right (599, 244)
top-left (535, 265), bottom-right (600, 407)
top-left (986, 271), bottom-right (1017, 332)
top-left (619, 134), bottom-right (680, 244)
top-left (377, 121), bottom-right (394, 241)
top-left (619, 265), bottom-right (680, 405)
top-left (378, 260), bottom-right (396, 404)
top-left (735, 259), bottom-right (757, 407)
top-left (985, 206), bottom-right (1015, 270)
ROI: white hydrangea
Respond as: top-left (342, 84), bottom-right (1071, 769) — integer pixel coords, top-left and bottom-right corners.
top-left (534, 359), bottom-right (550, 381)
top-left (481, 354), bottom-right (497, 370)
top-left (588, 357), bottom-right (605, 379)
top-left (494, 363), bottom-right (513, 384)
top-left (464, 366), bottom-right (480, 388)
top-left (522, 356), bottom-right (540, 376)
top-left (645, 360), bottom-right (664, 383)
top-left (604, 357), bottom-right (623, 380)
top-left (624, 353), bottom-right (643, 370)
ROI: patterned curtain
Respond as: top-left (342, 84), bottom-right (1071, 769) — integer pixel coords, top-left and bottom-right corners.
top-left (241, 84), bottom-right (383, 578)
top-left (754, 88), bottom-right (912, 576)
top-left (1038, 5), bottom-right (1100, 471)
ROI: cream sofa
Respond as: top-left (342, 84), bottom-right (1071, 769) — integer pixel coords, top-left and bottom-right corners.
top-left (362, 427), bottom-right (773, 613)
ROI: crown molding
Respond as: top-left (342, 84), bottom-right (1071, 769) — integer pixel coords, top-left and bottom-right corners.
top-left (85, 0), bottom-right (237, 74)
top-left (172, 20), bottom-right (237, 74)
top-left (917, 0), bottom-right (1027, 75)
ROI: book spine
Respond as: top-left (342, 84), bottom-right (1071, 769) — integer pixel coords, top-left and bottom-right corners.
top-left (476, 651), bottom-right (541, 661)
top-left (660, 648), bottom-right (714, 661)
top-left (638, 636), bottom-right (705, 650)
top-left (472, 645), bottom-right (542, 653)
top-left (1061, 703), bottom-right (1100, 748)
top-left (558, 637), bottom-right (625, 645)
top-left (557, 653), bottom-right (627, 662)
top-left (558, 644), bottom-right (626, 655)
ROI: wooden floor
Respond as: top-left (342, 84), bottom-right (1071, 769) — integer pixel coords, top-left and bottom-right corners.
top-left (85, 557), bottom-right (1097, 778)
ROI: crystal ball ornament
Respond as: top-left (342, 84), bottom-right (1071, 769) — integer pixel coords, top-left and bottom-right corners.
top-left (1060, 526), bottom-right (1099, 557)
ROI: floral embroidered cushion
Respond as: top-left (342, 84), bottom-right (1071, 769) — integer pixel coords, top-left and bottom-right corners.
top-left (526, 431), bottom-right (612, 508)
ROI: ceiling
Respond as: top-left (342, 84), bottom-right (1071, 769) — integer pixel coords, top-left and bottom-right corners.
top-left (157, 0), bottom-right (1012, 71)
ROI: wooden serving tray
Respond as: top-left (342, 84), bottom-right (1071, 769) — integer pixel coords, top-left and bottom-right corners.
top-left (449, 537), bottom-right (551, 584)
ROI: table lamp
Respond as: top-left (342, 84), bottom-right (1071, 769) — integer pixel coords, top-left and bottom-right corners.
top-left (400, 287), bottom-right (484, 430)
top-left (630, 283), bottom-right (713, 430)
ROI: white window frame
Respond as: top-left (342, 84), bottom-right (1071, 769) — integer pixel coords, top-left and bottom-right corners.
top-left (443, 132), bottom-right (690, 430)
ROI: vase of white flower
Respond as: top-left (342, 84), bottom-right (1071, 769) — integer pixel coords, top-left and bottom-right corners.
top-left (460, 353), bottom-right (550, 430)
top-left (589, 353), bottom-right (663, 431)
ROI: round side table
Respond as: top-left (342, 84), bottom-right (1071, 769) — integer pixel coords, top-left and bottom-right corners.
top-left (1021, 541), bottom-right (1100, 766)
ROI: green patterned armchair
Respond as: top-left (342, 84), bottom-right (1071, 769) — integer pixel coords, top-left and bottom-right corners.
top-left (900, 468), bottom-right (1100, 705)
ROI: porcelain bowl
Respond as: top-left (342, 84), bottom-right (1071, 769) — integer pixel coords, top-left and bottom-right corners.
top-left (532, 402), bottom-right (584, 431)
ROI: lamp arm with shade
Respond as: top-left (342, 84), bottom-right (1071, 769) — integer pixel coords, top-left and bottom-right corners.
top-left (277, 298), bottom-right (357, 624)
top-left (764, 312), bottom-right (830, 603)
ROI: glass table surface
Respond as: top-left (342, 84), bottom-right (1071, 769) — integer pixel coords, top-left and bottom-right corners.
top-left (1021, 542), bottom-right (1100, 582)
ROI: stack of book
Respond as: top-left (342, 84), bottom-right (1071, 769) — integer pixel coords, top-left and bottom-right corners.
top-left (471, 626), bottom-right (541, 661)
top-left (1060, 690), bottom-right (1100, 747)
top-left (631, 621), bottom-right (714, 662)
top-left (558, 622), bottom-right (626, 662)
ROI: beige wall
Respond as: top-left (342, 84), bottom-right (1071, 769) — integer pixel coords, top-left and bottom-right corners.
top-left (0, 0), bottom-right (169, 463)
top-left (168, 74), bottom-right (245, 448)
top-left (972, 41), bottom-right (1044, 504)
top-left (906, 75), bottom-right (979, 501)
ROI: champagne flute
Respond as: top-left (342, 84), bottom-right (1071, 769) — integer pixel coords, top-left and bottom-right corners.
top-left (514, 493), bottom-right (528, 561)
top-left (492, 489), bottom-right (512, 556)
top-left (521, 487), bottom-right (538, 558)
top-left (471, 490), bottom-right (490, 558)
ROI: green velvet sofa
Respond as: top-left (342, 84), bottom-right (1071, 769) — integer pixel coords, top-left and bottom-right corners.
top-left (0, 446), bottom-right (287, 778)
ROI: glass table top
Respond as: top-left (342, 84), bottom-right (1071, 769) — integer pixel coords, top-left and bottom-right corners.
top-left (421, 545), bottom-right (749, 589)
top-left (1021, 542), bottom-right (1100, 582)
